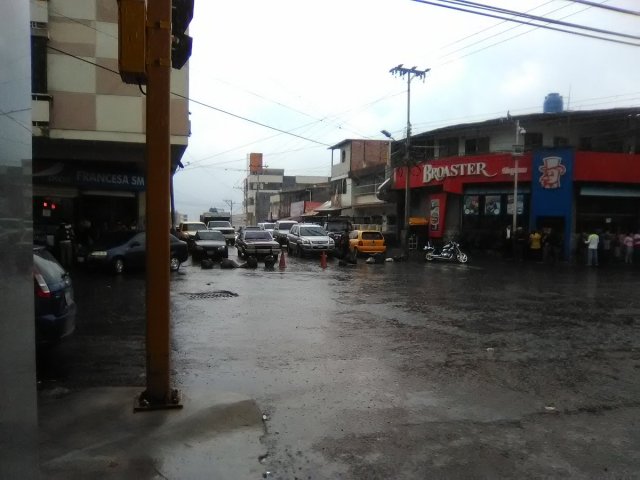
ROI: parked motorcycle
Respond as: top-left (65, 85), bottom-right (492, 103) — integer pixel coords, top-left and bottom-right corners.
top-left (424, 240), bottom-right (468, 263)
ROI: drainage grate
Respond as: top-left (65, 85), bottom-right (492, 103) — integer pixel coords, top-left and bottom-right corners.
top-left (182, 291), bottom-right (238, 300)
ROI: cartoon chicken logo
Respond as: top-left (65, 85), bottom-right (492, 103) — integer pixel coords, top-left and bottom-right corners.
top-left (538, 156), bottom-right (566, 189)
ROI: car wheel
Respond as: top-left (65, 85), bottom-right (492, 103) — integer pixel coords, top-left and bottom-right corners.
top-left (170, 256), bottom-right (181, 271)
top-left (113, 257), bottom-right (125, 274)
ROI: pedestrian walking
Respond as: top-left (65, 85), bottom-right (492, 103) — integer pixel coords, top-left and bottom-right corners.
top-left (585, 230), bottom-right (599, 266)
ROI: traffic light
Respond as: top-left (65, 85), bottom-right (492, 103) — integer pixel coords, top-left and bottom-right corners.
top-left (171, 0), bottom-right (193, 69)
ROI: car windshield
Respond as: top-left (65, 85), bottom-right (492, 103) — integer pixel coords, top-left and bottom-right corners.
top-left (185, 223), bottom-right (206, 231)
top-left (300, 227), bottom-right (326, 236)
top-left (326, 221), bottom-right (350, 232)
top-left (196, 230), bottom-right (224, 241)
top-left (208, 221), bottom-right (231, 228)
top-left (261, 223), bottom-right (275, 230)
top-left (245, 231), bottom-right (272, 240)
top-left (277, 223), bottom-right (296, 231)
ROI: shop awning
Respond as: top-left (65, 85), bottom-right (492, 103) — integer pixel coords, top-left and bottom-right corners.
top-left (315, 200), bottom-right (341, 212)
top-left (409, 217), bottom-right (429, 226)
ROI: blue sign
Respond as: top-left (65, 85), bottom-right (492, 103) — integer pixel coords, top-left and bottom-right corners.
top-left (530, 148), bottom-right (574, 258)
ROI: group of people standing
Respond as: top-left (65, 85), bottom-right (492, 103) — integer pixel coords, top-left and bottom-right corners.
top-left (511, 226), bottom-right (563, 264)
top-left (577, 230), bottom-right (640, 266)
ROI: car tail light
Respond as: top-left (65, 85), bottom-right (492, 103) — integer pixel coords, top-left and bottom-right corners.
top-left (34, 270), bottom-right (51, 298)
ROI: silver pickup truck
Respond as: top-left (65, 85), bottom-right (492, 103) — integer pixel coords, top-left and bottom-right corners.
top-left (207, 220), bottom-right (236, 245)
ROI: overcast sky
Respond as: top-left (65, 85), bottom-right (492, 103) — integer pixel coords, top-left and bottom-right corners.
top-left (173, 0), bottom-right (640, 220)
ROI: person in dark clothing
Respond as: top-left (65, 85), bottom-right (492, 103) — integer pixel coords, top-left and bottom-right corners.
top-left (514, 227), bottom-right (527, 262)
top-left (54, 221), bottom-right (76, 268)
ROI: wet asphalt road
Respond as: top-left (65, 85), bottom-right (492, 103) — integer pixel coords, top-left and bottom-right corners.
top-left (38, 250), bottom-right (640, 479)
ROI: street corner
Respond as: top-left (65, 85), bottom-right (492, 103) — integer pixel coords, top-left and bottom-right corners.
top-left (39, 387), bottom-right (267, 479)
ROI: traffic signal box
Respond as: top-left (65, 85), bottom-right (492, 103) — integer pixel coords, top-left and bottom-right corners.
top-left (117, 0), bottom-right (193, 85)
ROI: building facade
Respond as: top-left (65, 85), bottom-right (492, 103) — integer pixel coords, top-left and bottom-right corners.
top-left (327, 139), bottom-right (396, 235)
top-left (390, 107), bottom-right (640, 259)
top-left (30, 0), bottom-right (190, 245)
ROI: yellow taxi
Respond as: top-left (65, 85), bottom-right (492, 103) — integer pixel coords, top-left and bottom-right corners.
top-left (348, 230), bottom-right (386, 256)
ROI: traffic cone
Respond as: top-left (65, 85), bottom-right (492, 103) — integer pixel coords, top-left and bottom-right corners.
top-left (320, 250), bottom-right (327, 269)
top-left (279, 250), bottom-right (286, 270)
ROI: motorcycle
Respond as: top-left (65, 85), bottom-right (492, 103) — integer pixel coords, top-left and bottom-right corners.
top-left (424, 240), bottom-right (468, 263)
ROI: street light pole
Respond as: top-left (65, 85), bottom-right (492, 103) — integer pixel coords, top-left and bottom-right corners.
top-left (512, 120), bottom-right (525, 233)
top-left (389, 65), bottom-right (429, 258)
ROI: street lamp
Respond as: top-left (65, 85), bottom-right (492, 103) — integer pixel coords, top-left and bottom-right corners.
top-left (512, 121), bottom-right (526, 233)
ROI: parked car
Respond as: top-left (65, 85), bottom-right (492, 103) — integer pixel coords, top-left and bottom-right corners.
top-left (176, 221), bottom-right (207, 242)
top-left (287, 223), bottom-right (335, 257)
top-left (236, 229), bottom-right (280, 260)
top-left (348, 230), bottom-right (386, 256)
top-left (33, 246), bottom-right (76, 346)
top-left (273, 220), bottom-right (298, 245)
top-left (235, 225), bottom-right (261, 243)
top-left (86, 231), bottom-right (188, 273)
top-left (206, 220), bottom-right (236, 245)
top-left (189, 230), bottom-right (228, 260)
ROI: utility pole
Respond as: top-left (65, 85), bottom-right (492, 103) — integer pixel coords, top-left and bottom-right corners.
top-left (118, 0), bottom-right (192, 410)
top-left (389, 65), bottom-right (430, 259)
top-left (224, 199), bottom-right (238, 223)
top-left (141, 0), bottom-right (176, 409)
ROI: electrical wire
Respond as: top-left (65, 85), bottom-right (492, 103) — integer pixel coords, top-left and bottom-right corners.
top-left (412, 0), bottom-right (640, 47)
top-left (565, 0), bottom-right (640, 16)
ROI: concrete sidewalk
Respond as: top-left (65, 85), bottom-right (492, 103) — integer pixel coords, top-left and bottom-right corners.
top-left (39, 387), bottom-right (266, 479)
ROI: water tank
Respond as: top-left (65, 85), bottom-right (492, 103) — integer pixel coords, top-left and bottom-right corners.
top-left (543, 93), bottom-right (563, 113)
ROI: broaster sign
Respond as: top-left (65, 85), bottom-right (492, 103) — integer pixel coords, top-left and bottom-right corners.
top-left (423, 161), bottom-right (497, 184)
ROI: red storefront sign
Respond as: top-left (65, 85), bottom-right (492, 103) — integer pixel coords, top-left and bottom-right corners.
top-left (393, 154), bottom-right (533, 191)
top-left (573, 152), bottom-right (640, 182)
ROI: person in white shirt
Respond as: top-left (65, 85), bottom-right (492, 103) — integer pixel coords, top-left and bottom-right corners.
top-left (585, 231), bottom-right (599, 266)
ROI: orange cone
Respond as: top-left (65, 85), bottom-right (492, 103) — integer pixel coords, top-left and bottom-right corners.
top-left (279, 250), bottom-right (286, 270)
top-left (320, 251), bottom-right (327, 269)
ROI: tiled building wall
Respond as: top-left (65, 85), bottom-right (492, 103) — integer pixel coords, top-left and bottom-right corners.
top-left (41, 0), bottom-right (189, 141)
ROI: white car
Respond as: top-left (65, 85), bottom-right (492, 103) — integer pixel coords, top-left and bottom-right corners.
top-left (286, 223), bottom-right (335, 257)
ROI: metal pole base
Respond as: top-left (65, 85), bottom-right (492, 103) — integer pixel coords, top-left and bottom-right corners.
top-left (133, 389), bottom-right (183, 412)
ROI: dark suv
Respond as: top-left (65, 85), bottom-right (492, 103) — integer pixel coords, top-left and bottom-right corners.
top-left (323, 217), bottom-right (353, 257)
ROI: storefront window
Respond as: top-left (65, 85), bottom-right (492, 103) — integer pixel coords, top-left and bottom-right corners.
top-left (506, 194), bottom-right (524, 215)
top-left (463, 195), bottom-right (480, 215)
top-left (484, 195), bottom-right (501, 215)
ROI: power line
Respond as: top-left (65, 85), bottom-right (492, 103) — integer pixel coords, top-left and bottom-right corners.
top-left (565, 0), bottom-right (640, 16)
top-left (438, 0), bottom-right (640, 41)
top-left (412, 0), bottom-right (640, 47)
top-left (46, 44), bottom-right (333, 147)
